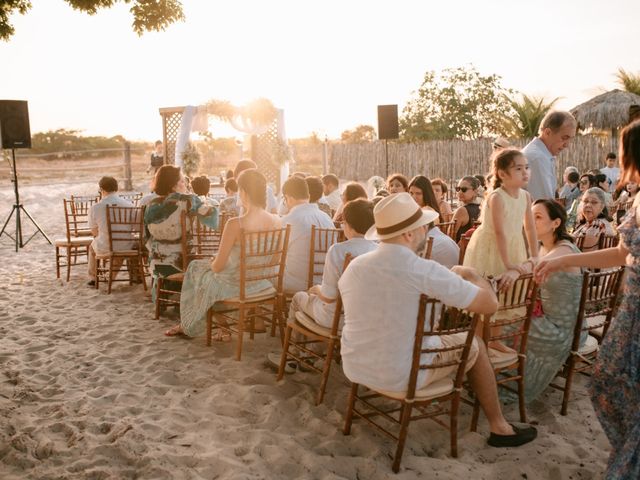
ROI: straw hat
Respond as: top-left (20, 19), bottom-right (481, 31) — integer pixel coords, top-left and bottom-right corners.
top-left (365, 193), bottom-right (439, 241)
top-left (492, 137), bottom-right (511, 149)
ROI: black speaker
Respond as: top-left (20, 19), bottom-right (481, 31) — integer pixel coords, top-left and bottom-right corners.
top-left (377, 104), bottom-right (399, 140)
top-left (0, 100), bottom-right (31, 149)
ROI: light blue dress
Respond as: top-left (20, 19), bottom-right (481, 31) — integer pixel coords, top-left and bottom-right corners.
top-left (179, 242), bottom-right (275, 337)
top-left (502, 242), bottom-right (586, 404)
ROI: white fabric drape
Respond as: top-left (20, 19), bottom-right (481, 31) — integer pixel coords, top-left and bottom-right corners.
top-left (174, 105), bottom-right (208, 168)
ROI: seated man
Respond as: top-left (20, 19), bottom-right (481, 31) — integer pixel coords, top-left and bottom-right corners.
top-left (87, 176), bottom-right (134, 286)
top-left (306, 175), bottom-right (332, 218)
top-left (220, 178), bottom-right (239, 216)
top-left (191, 175), bottom-right (219, 208)
top-left (426, 222), bottom-right (459, 268)
top-left (281, 176), bottom-right (335, 293)
top-left (291, 198), bottom-right (376, 328)
top-left (321, 174), bottom-right (341, 212)
top-left (338, 193), bottom-right (537, 448)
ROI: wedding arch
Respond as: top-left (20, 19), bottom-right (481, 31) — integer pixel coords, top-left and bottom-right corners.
top-left (158, 98), bottom-right (289, 191)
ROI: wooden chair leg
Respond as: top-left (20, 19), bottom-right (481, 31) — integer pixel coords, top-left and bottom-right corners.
top-left (343, 383), bottom-right (359, 435)
top-left (55, 246), bottom-right (61, 279)
top-left (155, 277), bottom-right (163, 320)
top-left (277, 326), bottom-right (293, 381)
top-left (470, 397), bottom-right (480, 432)
top-left (316, 339), bottom-right (334, 405)
top-left (139, 256), bottom-right (147, 290)
top-left (235, 307), bottom-right (244, 361)
top-left (392, 403), bottom-right (413, 473)
top-left (95, 259), bottom-right (101, 290)
top-left (107, 258), bottom-right (113, 294)
top-left (206, 310), bottom-right (213, 346)
top-left (65, 246), bottom-right (72, 281)
top-left (450, 396), bottom-right (460, 458)
top-left (561, 356), bottom-right (577, 416)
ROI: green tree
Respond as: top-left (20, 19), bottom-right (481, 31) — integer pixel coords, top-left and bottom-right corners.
top-left (400, 65), bottom-right (515, 141)
top-left (0, 0), bottom-right (185, 41)
top-left (340, 124), bottom-right (376, 143)
top-left (28, 128), bottom-right (136, 157)
top-left (502, 93), bottom-right (559, 138)
top-left (615, 67), bottom-right (640, 95)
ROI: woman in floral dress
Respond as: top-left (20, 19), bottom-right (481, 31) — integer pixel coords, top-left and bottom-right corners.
top-left (536, 120), bottom-right (640, 479)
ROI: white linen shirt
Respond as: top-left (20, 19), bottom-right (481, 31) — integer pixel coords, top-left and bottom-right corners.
top-left (523, 137), bottom-right (556, 201)
top-left (312, 237), bottom-right (377, 328)
top-left (338, 243), bottom-right (479, 392)
top-left (600, 166), bottom-right (620, 187)
top-left (88, 193), bottom-right (134, 254)
top-left (281, 202), bottom-right (335, 293)
top-left (428, 227), bottom-right (460, 269)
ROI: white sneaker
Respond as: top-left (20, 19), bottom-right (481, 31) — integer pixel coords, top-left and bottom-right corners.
top-left (267, 352), bottom-right (297, 374)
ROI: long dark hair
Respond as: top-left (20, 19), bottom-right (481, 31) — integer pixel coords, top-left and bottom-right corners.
top-left (533, 199), bottom-right (574, 244)
top-left (619, 119), bottom-right (640, 185)
top-left (491, 148), bottom-right (523, 189)
top-left (237, 169), bottom-right (266, 209)
top-left (409, 175), bottom-right (443, 222)
top-left (153, 165), bottom-right (181, 196)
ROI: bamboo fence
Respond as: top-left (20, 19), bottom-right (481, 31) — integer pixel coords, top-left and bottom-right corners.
top-left (327, 135), bottom-right (619, 183)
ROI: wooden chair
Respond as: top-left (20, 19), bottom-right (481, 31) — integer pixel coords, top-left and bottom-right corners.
top-left (118, 192), bottom-right (143, 206)
top-left (598, 233), bottom-right (619, 250)
top-left (95, 206), bottom-right (147, 294)
top-left (192, 211), bottom-right (234, 256)
top-left (206, 226), bottom-right (291, 360)
top-left (419, 236), bottom-right (434, 260)
top-left (438, 221), bottom-right (456, 240)
top-left (574, 233), bottom-right (602, 252)
top-left (470, 274), bottom-right (537, 431)
top-left (307, 225), bottom-right (343, 288)
top-left (69, 195), bottom-right (99, 237)
top-left (55, 199), bottom-right (94, 281)
top-left (549, 267), bottom-right (625, 415)
top-left (457, 236), bottom-right (470, 265)
top-left (343, 296), bottom-right (479, 472)
top-left (278, 255), bottom-right (352, 405)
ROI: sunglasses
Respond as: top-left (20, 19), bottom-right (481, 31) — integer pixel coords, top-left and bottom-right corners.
top-left (579, 179), bottom-right (590, 185)
top-left (455, 186), bottom-right (472, 193)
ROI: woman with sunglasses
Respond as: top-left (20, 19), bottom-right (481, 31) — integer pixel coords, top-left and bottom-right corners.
top-left (452, 176), bottom-right (481, 241)
top-left (536, 120), bottom-right (640, 480)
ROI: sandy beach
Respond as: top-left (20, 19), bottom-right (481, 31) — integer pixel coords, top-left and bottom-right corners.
top-left (0, 180), bottom-right (611, 480)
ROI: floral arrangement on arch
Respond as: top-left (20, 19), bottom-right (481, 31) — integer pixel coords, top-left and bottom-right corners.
top-left (181, 142), bottom-right (200, 177)
top-left (205, 98), bottom-right (277, 128)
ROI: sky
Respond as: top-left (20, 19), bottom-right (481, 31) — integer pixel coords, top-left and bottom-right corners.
top-left (1, 0), bottom-right (639, 141)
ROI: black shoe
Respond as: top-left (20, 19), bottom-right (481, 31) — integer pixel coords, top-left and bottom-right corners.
top-left (487, 424), bottom-right (537, 448)
top-left (87, 280), bottom-right (96, 287)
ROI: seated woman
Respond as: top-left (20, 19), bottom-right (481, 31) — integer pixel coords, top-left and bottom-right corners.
top-left (144, 166), bottom-right (217, 290)
top-left (332, 182), bottom-right (368, 224)
top-left (572, 187), bottom-right (616, 251)
top-left (566, 173), bottom-right (597, 231)
top-left (165, 169), bottom-right (281, 337)
top-left (452, 176), bottom-right (481, 242)
top-left (496, 199), bottom-right (585, 404)
top-left (408, 175), bottom-right (443, 222)
top-left (431, 177), bottom-right (453, 221)
top-left (386, 173), bottom-right (409, 194)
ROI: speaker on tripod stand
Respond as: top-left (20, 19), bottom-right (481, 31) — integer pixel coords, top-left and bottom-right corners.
top-left (0, 100), bottom-right (52, 251)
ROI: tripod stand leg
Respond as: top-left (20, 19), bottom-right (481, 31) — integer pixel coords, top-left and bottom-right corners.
top-left (19, 205), bottom-right (52, 245)
top-left (0, 206), bottom-right (16, 236)
top-left (0, 206), bottom-right (18, 252)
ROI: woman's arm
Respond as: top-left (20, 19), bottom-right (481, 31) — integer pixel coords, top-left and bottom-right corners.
top-left (523, 191), bottom-right (539, 257)
top-left (210, 218), bottom-right (240, 273)
top-left (489, 193), bottom-right (516, 270)
top-left (535, 243), bottom-right (628, 282)
top-left (452, 205), bottom-right (469, 238)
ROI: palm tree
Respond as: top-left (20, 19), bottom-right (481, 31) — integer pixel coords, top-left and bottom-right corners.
top-left (615, 68), bottom-right (640, 95)
top-left (503, 94), bottom-right (559, 138)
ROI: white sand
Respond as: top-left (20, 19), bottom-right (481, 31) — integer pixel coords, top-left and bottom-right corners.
top-left (0, 180), bottom-right (611, 479)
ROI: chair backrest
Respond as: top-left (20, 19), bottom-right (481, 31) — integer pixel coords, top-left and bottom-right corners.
top-left (574, 233), bottom-right (602, 252)
top-left (598, 234), bottom-right (619, 250)
top-left (307, 225), bottom-right (343, 288)
top-left (571, 267), bottom-right (625, 349)
top-left (405, 295), bottom-right (479, 401)
top-left (238, 226), bottom-right (291, 301)
top-left (482, 274), bottom-right (537, 356)
top-left (62, 198), bottom-right (80, 241)
top-left (208, 193), bottom-right (227, 203)
top-left (328, 254), bottom-right (353, 337)
top-left (119, 192), bottom-right (143, 206)
top-left (106, 206), bottom-right (144, 253)
top-left (192, 211), bottom-right (235, 256)
top-left (438, 221), bottom-right (456, 240)
top-left (419, 236), bottom-right (434, 260)
top-left (69, 195), bottom-right (99, 236)
top-left (457, 236), bottom-right (470, 265)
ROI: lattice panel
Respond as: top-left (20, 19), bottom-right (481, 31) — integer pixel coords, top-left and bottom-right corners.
top-left (251, 118), bottom-right (280, 191)
top-left (162, 111), bottom-right (183, 164)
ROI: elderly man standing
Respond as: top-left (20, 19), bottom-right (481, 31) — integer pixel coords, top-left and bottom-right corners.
top-left (523, 111), bottom-right (577, 201)
top-left (339, 193), bottom-right (538, 448)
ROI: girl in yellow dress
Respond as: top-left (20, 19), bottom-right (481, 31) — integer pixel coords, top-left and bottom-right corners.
top-left (463, 148), bottom-right (538, 351)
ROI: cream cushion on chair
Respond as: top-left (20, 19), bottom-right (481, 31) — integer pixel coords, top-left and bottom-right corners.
top-left (54, 236), bottom-right (92, 247)
top-left (224, 286), bottom-right (276, 304)
top-left (586, 315), bottom-right (607, 337)
top-left (579, 335), bottom-right (599, 355)
top-left (488, 348), bottom-right (519, 369)
top-left (293, 311), bottom-right (332, 337)
top-left (371, 377), bottom-right (454, 402)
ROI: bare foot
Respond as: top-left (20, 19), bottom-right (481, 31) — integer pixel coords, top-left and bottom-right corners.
top-left (164, 324), bottom-right (184, 337)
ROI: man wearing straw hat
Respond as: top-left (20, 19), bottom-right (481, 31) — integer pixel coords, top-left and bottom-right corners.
top-left (338, 193), bottom-right (537, 447)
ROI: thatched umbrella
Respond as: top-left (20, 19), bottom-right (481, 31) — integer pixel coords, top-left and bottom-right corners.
top-left (570, 89), bottom-right (640, 135)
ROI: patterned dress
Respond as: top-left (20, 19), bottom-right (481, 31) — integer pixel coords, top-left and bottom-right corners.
top-left (591, 206), bottom-right (640, 479)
